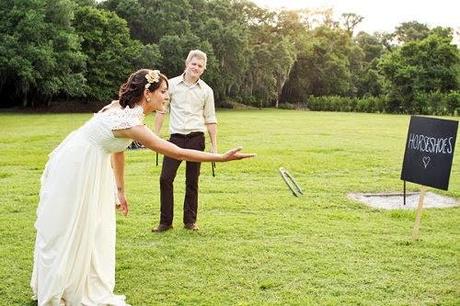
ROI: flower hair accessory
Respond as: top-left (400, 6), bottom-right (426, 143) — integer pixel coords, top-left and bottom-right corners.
top-left (145, 70), bottom-right (161, 89)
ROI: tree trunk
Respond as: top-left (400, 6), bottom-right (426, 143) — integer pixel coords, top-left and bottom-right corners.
top-left (275, 76), bottom-right (288, 108)
top-left (22, 92), bottom-right (28, 107)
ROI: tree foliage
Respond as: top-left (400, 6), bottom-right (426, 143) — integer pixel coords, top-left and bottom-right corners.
top-left (0, 0), bottom-right (86, 107)
top-left (0, 0), bottom-right (458, 115)
top-left (73, 6), bottom-right (152, 101)
top-left (379, 30), bottom-right (459, 113)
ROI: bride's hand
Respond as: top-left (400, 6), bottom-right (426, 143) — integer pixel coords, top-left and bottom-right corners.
top-left (221, 147), bottom-right (256, 161)
top-left (116, 191), bottom-right (129, 216)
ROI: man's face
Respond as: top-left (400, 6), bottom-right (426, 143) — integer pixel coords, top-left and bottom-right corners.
top-left (185, 57), bottom-right (205, 80)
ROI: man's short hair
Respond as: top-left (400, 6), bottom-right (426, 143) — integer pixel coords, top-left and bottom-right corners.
top-left (186, 50), bottom-right (207, 69)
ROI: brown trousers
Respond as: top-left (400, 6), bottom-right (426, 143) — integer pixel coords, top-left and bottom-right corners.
top-left (159, 132), bottom-right (205, 225)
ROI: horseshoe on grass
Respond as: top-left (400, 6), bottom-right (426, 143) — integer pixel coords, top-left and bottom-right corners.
top-left (279, 167), bottom-right (303, 197)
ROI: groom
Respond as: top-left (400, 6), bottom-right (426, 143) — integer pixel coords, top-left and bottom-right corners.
top-left (153, 50), bottom-right (217, 232)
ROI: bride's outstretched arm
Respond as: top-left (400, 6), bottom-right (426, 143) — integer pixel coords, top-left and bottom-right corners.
top-left (114, 125), bottom-right (255, 162)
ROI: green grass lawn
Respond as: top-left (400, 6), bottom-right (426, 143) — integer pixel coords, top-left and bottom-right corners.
top-left (0, 110), bottom-right (459, 305)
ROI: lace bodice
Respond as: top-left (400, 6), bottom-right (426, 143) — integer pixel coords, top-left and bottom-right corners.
top-left (78, 102), bottom-right (145, 153)
top-left (99, 101), bottom-right (145, 130)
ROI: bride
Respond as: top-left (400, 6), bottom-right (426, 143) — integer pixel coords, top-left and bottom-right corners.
top-left (31, 69), bottom-right (254, 306)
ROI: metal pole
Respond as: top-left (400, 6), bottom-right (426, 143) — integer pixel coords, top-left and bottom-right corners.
top-left (403, 180), bottom-right (406, 206)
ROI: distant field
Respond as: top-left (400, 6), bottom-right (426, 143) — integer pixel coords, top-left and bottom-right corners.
top-left (0, 110), bottom-right (459, 305)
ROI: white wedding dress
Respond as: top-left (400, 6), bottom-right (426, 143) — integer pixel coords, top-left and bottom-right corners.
top-left (31, 102), bottom-right (144, 306)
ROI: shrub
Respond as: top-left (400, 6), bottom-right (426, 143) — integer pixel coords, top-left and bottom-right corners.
top-left (306, 95), bottom-right (386, 113)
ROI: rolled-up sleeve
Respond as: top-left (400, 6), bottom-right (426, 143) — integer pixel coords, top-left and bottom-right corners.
top-left (203, 87), bottom-right (217, 124)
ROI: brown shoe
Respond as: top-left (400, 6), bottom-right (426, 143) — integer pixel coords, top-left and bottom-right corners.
top-left (184, 223), bottom-right (199, 231)
top-left (152, 224), bottom-right (173, 232)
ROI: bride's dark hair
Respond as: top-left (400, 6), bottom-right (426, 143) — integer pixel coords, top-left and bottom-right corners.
top-left (118, 69), bottom-right (168, 108)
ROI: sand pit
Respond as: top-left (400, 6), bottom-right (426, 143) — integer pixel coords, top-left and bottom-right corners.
top-left (348, 192), bottom-right (459, 210)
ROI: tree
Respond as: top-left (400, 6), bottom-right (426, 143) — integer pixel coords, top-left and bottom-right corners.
top-left (281, 26), bottom-right (354, 102)
top-left (375, 31), bottom-right (396, 51)
top-left (132, 43), bottom-right (162, 71)
top-left (100, 0), bottom-right (192, 43)
top-left (340, 13), bottom-right (364, 36)
top-left (378, 29), bottom-right (460, 113)
top-left (157, 35), bottom-right (186, 77)
top-left (73, 6), bottom-right (148, 101)
top-left (272, 37), bottom-right (297, 107)
top-left (353, 32), bottom-right (385, 96)
top-left (195, 16), bottom-right (250, 101)
top-left (272, 10), bottom-right (309, 106)
top-left (0, 0), bottom-right (86, 107)
top-left (394, 21), bottom-right (430, 43)
top-left (355, 32), bottom-right (384, 63)
top-left (73, 0), bottom-right (96, 5)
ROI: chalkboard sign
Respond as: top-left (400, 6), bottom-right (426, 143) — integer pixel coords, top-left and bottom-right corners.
top-left (401, 116), bottom-right (458, 190)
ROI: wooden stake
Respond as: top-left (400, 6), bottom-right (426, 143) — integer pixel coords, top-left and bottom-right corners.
top-left (412, 186), bottom-right (427, 240)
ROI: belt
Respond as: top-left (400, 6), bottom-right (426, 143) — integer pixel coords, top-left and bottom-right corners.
top-left (171, 132), bottom-right (204, 138)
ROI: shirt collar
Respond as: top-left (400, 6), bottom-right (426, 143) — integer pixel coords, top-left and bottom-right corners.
top-left (180, 73), bottom-right (202, 88)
